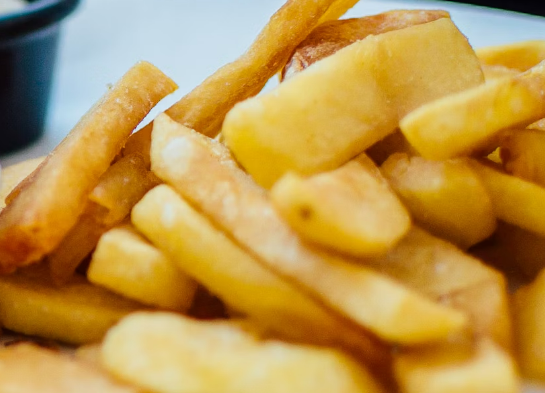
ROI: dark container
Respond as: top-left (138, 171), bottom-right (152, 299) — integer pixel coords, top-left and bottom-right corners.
top-left (0, 0), bottom-right (80, 154)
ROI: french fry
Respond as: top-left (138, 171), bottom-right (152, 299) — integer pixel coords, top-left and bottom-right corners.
top-left (150, 113), bottom-right (467, 345)
top-left (394, 338), bottom-right (520, 393)
top-left (131, 184), bottom-right (389, 370)
top-left (477, 40), bottom-right (545, 72)
top-left (361, 226), bottom-right (511, 348)
top-left (481, 64), bottom-right (520, 81)
top-left (381, 153), bottom-right (496, 249)
top-left (164, 0), bottom-right (359, 137)
top-left (120, 123), bottom-right (153, 168)
top-left (87, 223), bottom-right (198, 311)
top-left (366, 130), bottom-right (418, 166)
top-left (0, 156), bottom-right (44, 210)
top-left (500, 128), bottom-right (545, 187)
top-left (270, 153), bottom-right (411, 257)
top-left (513, 268), bottom-right (545, 381)
top-left (46, 153), bottom-right (160, 284)
top-left (282, 9), bottom-right (449, 79)
top-left (223, 18), bottom-right (483, 187)
top-left (0, 265), bottom-right (144, 345)
top-left (0, 343), bottom-right (140, 393)
top-left (101, 312), bottom-right (385, 393)
top-left (400, 61), bottom-right (545, 160)
top-left (469, 158), bottom-right (545, 237)
top-left (0, 61), bottom-right (177, 273)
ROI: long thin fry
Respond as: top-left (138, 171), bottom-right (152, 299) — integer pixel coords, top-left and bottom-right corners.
top-left (0, 62), bottom-right (177, 273)
top-left (165, 0), bottom-right (359, 137)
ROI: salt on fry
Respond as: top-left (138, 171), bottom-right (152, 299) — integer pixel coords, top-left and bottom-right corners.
top-left (0, 61), bottom-right (177, 273)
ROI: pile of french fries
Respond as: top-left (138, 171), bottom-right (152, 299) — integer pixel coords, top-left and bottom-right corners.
top-left (2, 0), bottom-right (545, 392)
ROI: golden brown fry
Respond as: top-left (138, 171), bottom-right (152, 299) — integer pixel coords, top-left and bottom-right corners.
top-left (165, 0), bottom-right (358, 137)
top-left (120, 123), bottom-right (154, 168)
top-left (0, 343), bottom-right (140, 393)
top-left (101, 312), bottom-right (386, 393)
top-left (0, 156), bottom-right (45, 210)
top-left (0, 265), bottom-right (144, 345)
top-left (47, 153), bottom-right (159, 284)
top-left (131, 184), bottom-right (390, 370)
top-left (151, 114), bottom-right (467, 345)
top-left (282, 9), bottom-right (449, 79)
top-left (0, 62), bottom-right (177, 273)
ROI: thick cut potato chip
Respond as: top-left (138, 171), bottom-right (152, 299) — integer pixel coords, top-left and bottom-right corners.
top-left (0, 265), bottom-right (144, 345)
top-left (400, 61), bottom-right (545, 160)
top-left (477, 40), bottom-right (545, 72)
top-left (469, 158), bottom-right (545, 237)
top-left (500, 128), bottom-right (545, 187)
top-left (165, 0), bottom-right (359, 137)
top-left (87, 223), bottom-right (198, 311)
top-left (101, 312), bottom-right (385, 393)
top-left (394, 338), bottom-right (520, 393)
top-left (282, 9), bottom-right (449, 79)
top-left (223, 18), bottom-right (483, 187)
top-left (381, 153), bottom-right (496, 249)
top-left (47, 153), bottom-right (159, 284)
top-left (0, 343), bottom-right (140, 393)
top-left (0, 61), bottom-right (177, 273)
top-left (150, 114), bottom-right (467, 345)
top-left (131, 184), bottom-right (389, 369)
top-left (270, 153), bottom-right (411, 257)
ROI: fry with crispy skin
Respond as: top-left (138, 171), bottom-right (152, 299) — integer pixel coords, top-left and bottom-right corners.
top-left (0, 61), bottom-right (176, 273)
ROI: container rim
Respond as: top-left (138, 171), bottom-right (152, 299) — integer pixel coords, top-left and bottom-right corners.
top-left (0, 0), bottom-right (80, 36)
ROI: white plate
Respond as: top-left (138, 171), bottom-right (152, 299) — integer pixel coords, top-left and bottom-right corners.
top-left (1, 1), bottom-right (545, 390)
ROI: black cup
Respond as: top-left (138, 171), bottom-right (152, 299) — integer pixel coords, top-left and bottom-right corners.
top-left (0, 0), bottom-right (80, 154)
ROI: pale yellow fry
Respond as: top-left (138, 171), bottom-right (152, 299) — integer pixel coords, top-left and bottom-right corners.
top-left (0, 61), bottom-right (177, 273)
top-left (165, 0), bottom-right (359, 137)
top-left (469, 159), bottom-right (545, 238)
top-left (223, 18), bottom-right (483, 187)
top-left (88, 223), bottom-right (198, 311)
top-left (101, 312), bottom-right (385, 393)
top-left (270, 153), bottom-right (411, 257)
top-left (400, 61), bottom-right (545, 160)
top-left (131, 184), bottom-right (389, 370)
top-left (477, 40), bottom-right (545, 71)
top-left (150, 113), bottom-right (467, 345)
top-left (0, 265), bottom-right (143, 345)
top-left (0, 343), bottom-right (140, 393)
top-left (394, 338), bottom-right (520, 393)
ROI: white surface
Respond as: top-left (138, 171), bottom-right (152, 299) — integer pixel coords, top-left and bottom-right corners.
top-left (1, 0), bottom-right (545, 167)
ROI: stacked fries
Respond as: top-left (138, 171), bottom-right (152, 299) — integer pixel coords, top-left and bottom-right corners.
top-left (2, 1), bottom-right (545, 392)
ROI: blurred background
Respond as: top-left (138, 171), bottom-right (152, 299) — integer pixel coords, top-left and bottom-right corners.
top-left (449, 0), bottom-right (544, 16)
top-left (1, 0), bottom-right (544, 167)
